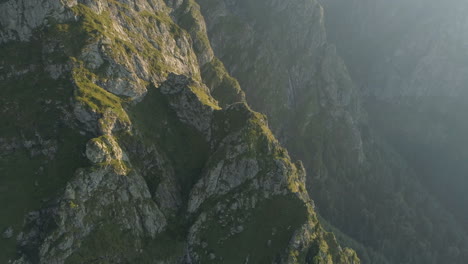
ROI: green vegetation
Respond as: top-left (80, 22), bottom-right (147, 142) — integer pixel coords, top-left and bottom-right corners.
top-left (201, 58), bottom-right (245, 107)
top-left (71, 5), bottom-right (114, 39)
top-left (175, 0), bottom-right (212, 53)
top-left (188, 83), bottom-right (221, 109)
top-left (45, 22), bottom-right (87, 59)
top-left (85, 136), bottom-right (129, 176)
top-left (70, 4), bottom-right (138, 61)
top-left (66, 223), bottom-right (133, 264)
top-left (210, 103), bottom-right (295, 184)
top-left (0, 106), bottom-right (88, 262)
top-left (317, 214), bottom-right (389, 264)
top-left (69, 3), bottom-right (187, 78)
top-left (121, 10), bottom-right (185, 75)
top-left (72, 62), bottom-right (130, 123)
top-left (66, 222), bottom-right (185, 263)
top-left (139, 10), bottom-right (185, 36)
top-left (0, 49), bottom-right (89, 262)
top-left (122, 86), bottom-right (209, 199)
top-left (0, 40), bottom-right (42, 68)
top-left (0, 1), bottom-right (360, 263)
top-left (196, 195), bottom-right (307, 263)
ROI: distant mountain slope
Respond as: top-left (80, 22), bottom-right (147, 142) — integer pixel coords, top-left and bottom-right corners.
top-left (323, 0), bottom-right (468, 236)
top-left (198, 0), bottom-right (468, 263)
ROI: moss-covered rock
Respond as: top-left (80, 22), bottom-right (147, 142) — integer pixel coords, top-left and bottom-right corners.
top-left (0, 0), bottom-right (358, 263)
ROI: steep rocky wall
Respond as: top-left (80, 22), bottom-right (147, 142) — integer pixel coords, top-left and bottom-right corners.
top-left (323, 0), bottom-right (468, 241)
top-left (197, 0), bottom-right (468, 263)
top-left (0, 0), bottom-right (358, 263)
top-left (321, 0), bottom-right (468, 98)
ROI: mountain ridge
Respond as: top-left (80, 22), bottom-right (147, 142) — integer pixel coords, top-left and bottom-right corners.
top-left (0, 0), bottom-right (359, 263)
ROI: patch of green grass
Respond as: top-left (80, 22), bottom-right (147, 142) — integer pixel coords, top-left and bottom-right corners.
top-left (188, 83), bottom-right (220, 109)
top-left (71, 5), bottom-right (114, 40)
top-left (72, 62), bottom-right (130, 124)
top-left (317, 213), bottom-right (383, 264)
top-left (139, 10), bottom-right (185, 37)
top-left (85, 3), bottom-right (197, 79)
top-left (209, 103), bottom-right (289, 175)
top-left (197, 195), bottom-right (307, 263)
top-left (70, 4), bottom-right (135, 61)
top-left (201, 58), bottom-right (245, 107)
top-left (174, 0), bottom-right (212, 61)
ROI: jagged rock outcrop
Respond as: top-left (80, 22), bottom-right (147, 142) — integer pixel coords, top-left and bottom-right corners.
top-left (0, 0), bottom-right (358, 263)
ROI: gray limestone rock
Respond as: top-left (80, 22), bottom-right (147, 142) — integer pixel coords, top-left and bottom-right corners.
top-left (1, 0), bottom-right (359, 263)
top-left (85, 135), bottom-right (123, 164)
top-left (160, 73), bottom-right (216, 140)
top-left (0, 0), bottom-right (74, 43)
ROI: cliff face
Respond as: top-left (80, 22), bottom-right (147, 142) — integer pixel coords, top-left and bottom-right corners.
top-left (197, 0), bottom-right (366, 232)
top-left (323, 0), bottom-right (468, 251)
top-left (3, 0), bottom-right (466, 263)
top-left (197, 0), bottom-right (364, 159)
top-left (322, 0), bottom-right (468, 98)
top-left (198, 0), bottom-right (468, 263)
top-left (0, 0), bottom-right (359, 263)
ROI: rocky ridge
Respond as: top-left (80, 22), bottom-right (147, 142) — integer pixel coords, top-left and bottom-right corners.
top-left (0, 0), bottom-right (358, 263)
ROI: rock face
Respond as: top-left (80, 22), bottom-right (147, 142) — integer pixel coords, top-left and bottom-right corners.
top-left (322, 0), bottom-right (468, 99)
top-left (321, 1), bottom-right (468, 262)
top-left (0, 0), bottom-right (358, 263)
top-left (198, 0), bottom-right (468, 263)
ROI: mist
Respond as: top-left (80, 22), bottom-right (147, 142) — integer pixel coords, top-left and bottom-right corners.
top-left (1, 0), bottom-right (468, 263)
top-left (321, 0), bottom-right (468, 262)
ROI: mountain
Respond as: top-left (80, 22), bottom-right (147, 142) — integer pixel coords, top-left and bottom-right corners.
top-left (0, 0), bottom-right (359, 263)
top-left (321, 0), bottom-right (468, 262)
top-left (2, 0), bottom-right (467, 263)
top-left (322, 0), bottom-right (468, 230)
top-left (197, 0), bottom-right (468, 263)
